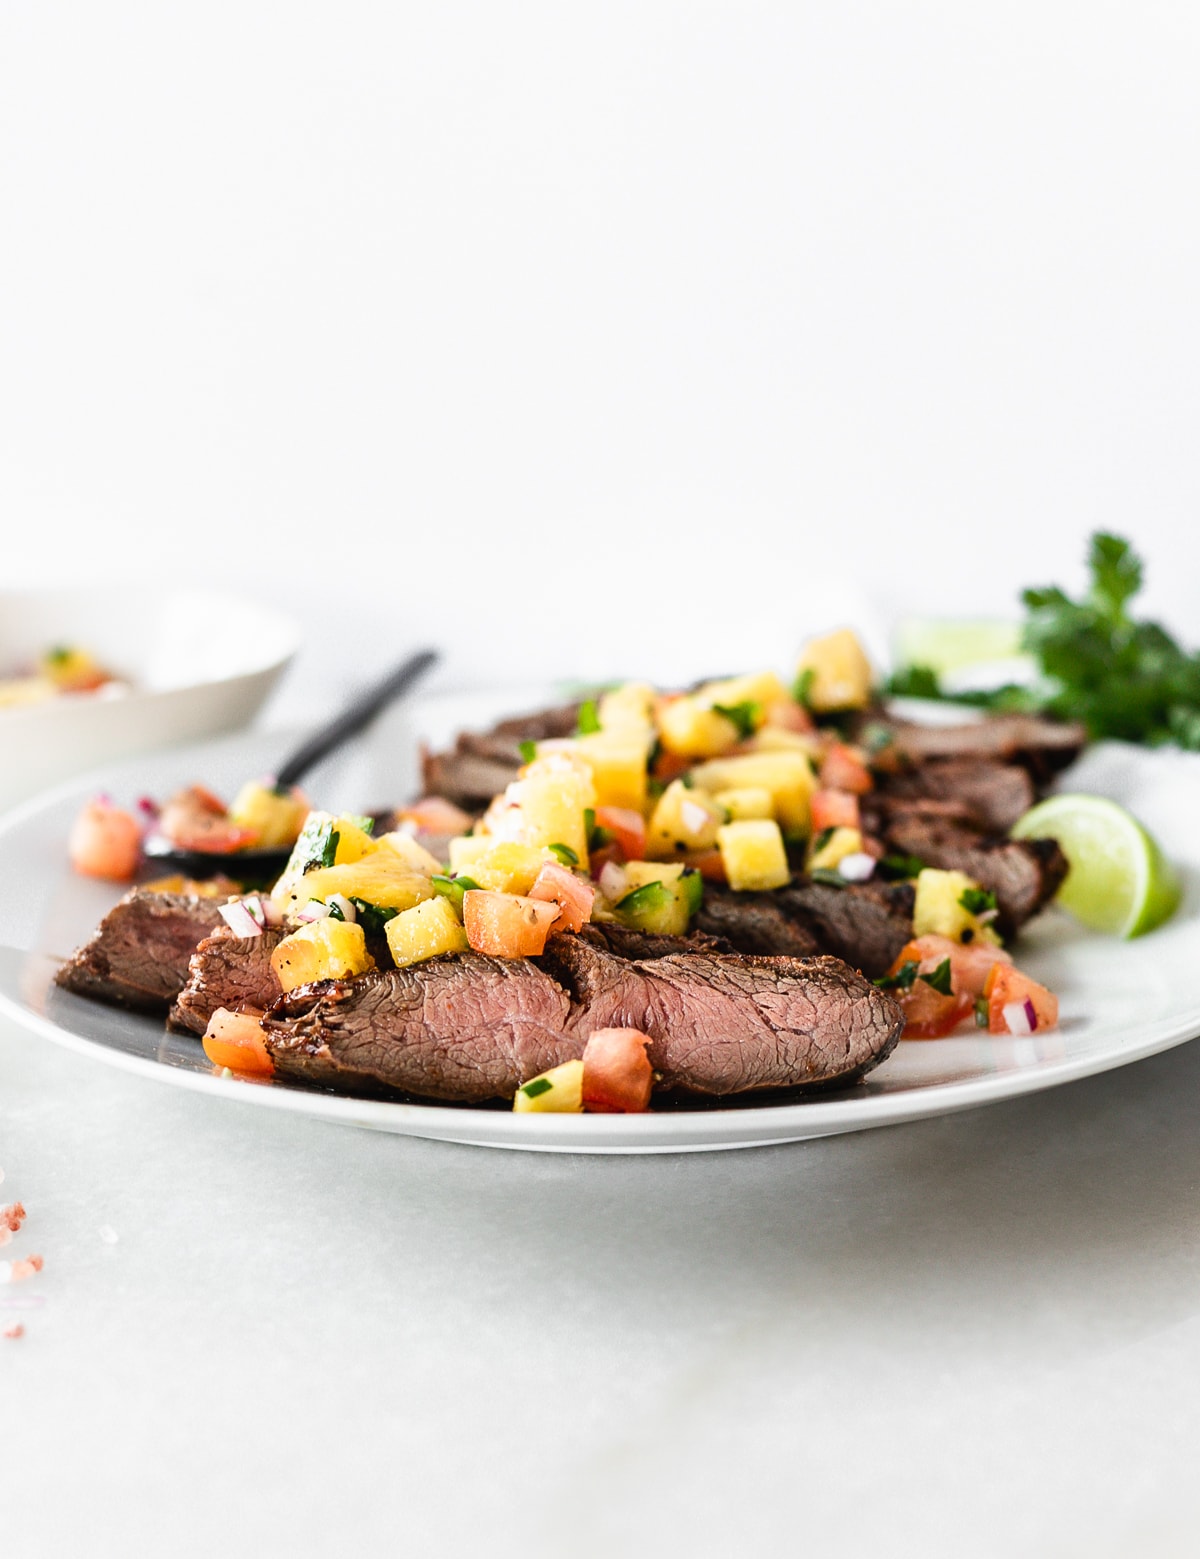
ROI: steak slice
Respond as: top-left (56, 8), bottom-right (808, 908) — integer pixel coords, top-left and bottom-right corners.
top-left (871, 714), bottom-right (1086, 783)
top-left (169, 927), bottom-right (286, 1035)
top-left (881, 813), bottom-right (1068, 936)
top-left (421, 699), bottom-right (585, 810)
top-left (541, 934), bottom-right (904, 1096)
top-left (695, 880), bottom-right (913, 979)
top-left (694, 888), bottom-right (822, 961)
top-left (579, 923), bottom-right (734, 960)
top-left (876, 760), bottom-right (1035, 833)
top-left (55, 890), bottom-right (228, 1012)
top-left (262, 955), bottom-right (575, 1103)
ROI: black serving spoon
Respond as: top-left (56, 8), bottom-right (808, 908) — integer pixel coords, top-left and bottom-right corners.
top-left (142, 648), bottom-right (439, 881)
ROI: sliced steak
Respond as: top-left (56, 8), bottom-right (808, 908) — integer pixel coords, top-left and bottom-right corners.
top-left (55, 890), bottom-right (228, 1012)
top-left (693, 888), bottom-right (822, 961)
top-left (421, 699), bottom-right (585, 809)
top-left (695, 880), bottom-right (913, 979)
top-left (169, 927), bottom-right (286, 1035)
top-left (881, 813), bottom-right (1068, 936)
top-left (542, 934), bottom-right (904, 1096)
top-left (263, 955), bottom-right (575, 1102)
top-left (876, 760), bottom-right (1035, 833)
top-left (579, 923), bottom-right (734, 960)
top-left (872, 714), bottom-right (1086, 783)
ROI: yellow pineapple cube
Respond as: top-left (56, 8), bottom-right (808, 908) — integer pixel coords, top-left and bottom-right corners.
top-left (597, 681), bottom-right (656, 734)
top-left (574, 731), bottom-right (649, 812)
top-left (447, 835), bottom-right (493, 875)
top-left (713, 786), bottom-right (775, 821)
top-left (460, 841), bottom-right (557, 894)
top-left (795, 628), bottom-right (874, 713)
top-left (623, 860), bottom-right (686, 891)
top-left (716, 820), bottom-right (791, 892)
top-left (656, 696), bottom-right (743, 758)
top-left (270, 918), bottom-right (375, 992)
top-left (228, 782), bottom-right (310, 849)
top-left (512, 1058), bottom-right (584, 1113)
top-left (497, 755), bottom-right (593, 863)
top-left (645, 780), bottom-right (725, 859)
top-left (808, 826), bottom-right (864, 873)
top-left (280, 858), bottom-right (434, 917)
top-left (385, 897), bottom-right (470, 967)
top-left (912, 869), bottom-right (1001, 945)
top-left (696, 671), bottom-right (790, 714)
top-left (689, 751), bottom-right (816, 835)
top-left (376, 830), bottom-right (444, 877)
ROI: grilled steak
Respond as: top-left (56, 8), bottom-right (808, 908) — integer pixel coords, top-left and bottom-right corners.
top-left (875, 760), bottom-right (1035, 833)
top-left (870, 713), bottom-right (1086, 782)
top-left (693, 887), bottom-right (822, 961)
top-left (421, 699), bottom-right (584, 810)
top-left (169, 927), bottom-right (286, 1035)
top-left (55, 890), bottom-right (228, 1012)
top-left (263, 955), bottom-right (576, 1102)
top-left (695, 880), bottom-right (913, 978)
top-left (261, 934), bottom-right (904, 1103)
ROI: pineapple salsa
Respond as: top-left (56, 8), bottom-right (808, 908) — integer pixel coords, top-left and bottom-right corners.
top-left (249, 627), bottom-right (1058, 1072)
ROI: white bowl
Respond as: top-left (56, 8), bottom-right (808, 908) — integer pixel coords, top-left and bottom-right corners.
top-left (0, 589), bottom-right (298, 813)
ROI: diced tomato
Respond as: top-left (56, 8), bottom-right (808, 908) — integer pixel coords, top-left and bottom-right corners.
top-left (896, 983), bottom-right (974, 1039)
top-left (890, 935), bottom-right (1012, 1000)
top-left (984, 964), bottom-right (1059, 1035)
top-left (202, 1007), bottom-right (274, 1077)
top-left (810, 789), bottom-right (861, 834)
top-left (68, 799), bottom-right (142, 881)
top-left (764, 699), bottom-right (816, 735)
top-left (819, 743), bottom-right (873, 795)
top-left (594, 806), bottom-right (646, 862)
top-left (158, 786), bottom-right (258, 854)
top-left (683, 849), bottom-right (728, 883)
top-left (528, 861), bottom-right (595, 933)
top-left (397, 796), bottom-right (475, 837)
top-left (651, 749), bottom-right (692, 784)
top-left (463, 891), bottom-right (561, 957)
top-left (582, 1028), bottom-right (654, 1113)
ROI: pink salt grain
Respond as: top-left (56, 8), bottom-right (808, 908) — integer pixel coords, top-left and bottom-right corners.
top-left (0, 1203), bottom-right (25, 1233)
top-left (3, 1323), bottom-right (24, 1340)
top-left (9, 1256), bottom-right (43, 1283)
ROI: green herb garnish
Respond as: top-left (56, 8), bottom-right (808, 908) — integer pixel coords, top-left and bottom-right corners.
top-left (811, 826), bottom-right (836, 855)
top-left (792, 667), bottom-right (815, 709)
top-left (878, 854), bottom-right (926, 881)
top-left (518, 739), bottom-right (538, 765)
top-left (875, 960), bottom-right (919, 991)
top-left (327, 900), bottom-right (346, 921)
top-left (350, 897), bottom-right (399, 935)
top-left (520, 1076), bottom-right (554, 1099)
top-left (809, 867), bottom-right (846, 889)
top-left (712, 700), bottom-right (761, 740)
top-left (959, 886), bottom-right (998, 917)
top-left (921, 957), bottom-right (954, 996)
top-left (576, 699), bottom-right (601, 736)
top-left (549, 843), bottom-right (579, 867)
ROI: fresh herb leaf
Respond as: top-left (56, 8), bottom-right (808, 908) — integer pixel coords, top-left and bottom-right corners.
top-left (974, 996), bottom-right (990, 1028)
top-left (810, 868), bottom-right (846, 889)
top-left (875, 960), bottom-right (919, 991)
top-left (575, 699), bottom-right (601, 736)
top-left (811, 826), bottom-right (836, 855)
top-left (321, 829), bottom-right (340, 869)
top-left (921, 957), bottom-right (953, 996)
top-left (518, 739), bottom-right (538, 765)
top-left (549, 843), bottom-right (579, 867)
top-left (520, 1076), bottom-right (553, 1099)
top-left (879, 853), bottom-right (926, 880)
top-left (792, 668), bottom-right (815, 709)
top-left (327, 900), bottom-right (346, 921)
top-left (958, 886), bottom-right (998, 917)
top-left (350, 897), bottom-right (399, 935)
top-left (884, 663), bottom-right (944, 700)
top-left (712, 700), bottom-right (761, 740)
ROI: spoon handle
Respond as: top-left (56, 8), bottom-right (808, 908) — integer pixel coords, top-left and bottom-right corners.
top-left (273, 649), bottom-right (439, 789)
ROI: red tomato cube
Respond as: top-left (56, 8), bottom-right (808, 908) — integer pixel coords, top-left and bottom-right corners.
top-left (463, 891), bottom-right (561, 957)
top-left (582, 1028), bottom-right (653, 1113)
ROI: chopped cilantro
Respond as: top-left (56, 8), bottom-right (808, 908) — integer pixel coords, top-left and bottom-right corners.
top-left (879, 853), bottom-right (926, 881)
top-left (46, 644), bottom-right (73, 666)
top-left (959, 886), bottom-right (998, 917)
top-left (712, 700), bottom-right (761, 740)
top-left (350, 897), bottom-right (399, 934)
top-left (974, 996), bottom-right (990, 1028)
top-left (518, 739), bottom-right (538, 765)
top-left (885, 664), bottom-right (943, 700)
top-left (520, 1076), bottom-right (554, 1099)
top-left (810, 867), bottom-right (846, 889)
top-left (875, 960), bottom-right (919, 991)
top-left (327, 900), bottom-right (346, 921)
top-left (576, 699), bottom-right (601, 736)
top-left (792, 667), bottom-right (815, 709)
top-left (320, 829), bottom-right (340, 869)
top-left (811, 826), bottom-right (836, 855)
top-left (921, 957), bottom-right (954, 996)
top-left (549, 843), bottom-right (579, 867)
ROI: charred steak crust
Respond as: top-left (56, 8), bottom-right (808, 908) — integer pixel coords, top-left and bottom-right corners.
top-left (168, 927), bottom-right (286, 1035)
top-left (55, 890), bottom-right (228, 1012)
top-left (695, 880), bottom-right (913, 979)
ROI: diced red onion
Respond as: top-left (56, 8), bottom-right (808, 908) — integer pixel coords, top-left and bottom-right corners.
top-left (327, 894), bottom-right (357, 923)
top-left (218, 900), bottom-right (265, 938)
top-left (295, 899), bottom-right (332, 923)
top-left (836, 852), bottom-right (875, 883)
top-left (1002, 999), bottom-right (1038, 1037)
top-left (599, 861), bottom-right (629, 904)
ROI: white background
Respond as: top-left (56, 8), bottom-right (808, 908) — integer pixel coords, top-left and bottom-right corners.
top-left (3, 2), bottom-right (1199, 693)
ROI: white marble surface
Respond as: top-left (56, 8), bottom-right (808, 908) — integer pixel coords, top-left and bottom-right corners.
top-left (6, 1003), bottom-right (1200, 1557)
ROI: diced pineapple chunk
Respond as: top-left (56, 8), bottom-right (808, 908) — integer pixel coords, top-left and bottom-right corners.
top-left (656, 696), bottom-right (743, 759)
top-left (597, 681), bottom-right (656, 735)
top-left (447, 835), bottom-right (493, 874)
top-left (689, 751), bottom-right (816, 835)
top-left (695, 671), bottom-right (791, 712)
top-left (808, 826), bottom-right (864, 873)
top-left (744, 726), bottom-right (824, 760)
top-left (375, 830), bottom-right (444, 876)
top-left (612, 860), bottom-right (702, 935)
top-left (573, 731), bottom-right (648, 812)
top-left (484, 753), bottom-right (593, 863)
top-left (716, 820), bottom-right (791, 892)
top-left (278, 858), bottom-right (433, 917)
top-left (385, 897), bottom-right (470, 968)
top-left (795, 628), bottom-right (874, 713)
top-left (912, 868), bottom-right (1002, 945)
top-left (645, 780), bottom-right (725, 859)
top-left (713, 786), bottom-right (775, 821)
top-left (512, 1059), bottom-right (585, 1114)
top-left (228, 782), bottom-right (310, 849)
top-left (460, 841), bottom-right (557, 895)
top-left (623, 860), bottom-right (687, 891)
top-left (270, 918), bottom-right (375, 991)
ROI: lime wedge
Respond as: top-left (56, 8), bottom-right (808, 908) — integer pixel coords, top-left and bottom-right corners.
top-left (893, 618), bottom-right (1023, 675)
top-left (1011, 793), bottom-right (1181, 938)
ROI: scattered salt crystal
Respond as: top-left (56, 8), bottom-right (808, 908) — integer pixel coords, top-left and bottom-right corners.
top-left (98, 1225), bottom-right (119, 1245)
top-left (3, 1323), bottom-right (24, 1340)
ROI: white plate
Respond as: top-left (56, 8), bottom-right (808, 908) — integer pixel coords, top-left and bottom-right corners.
top-left (0, 716), bottom-right (1196, 1154)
